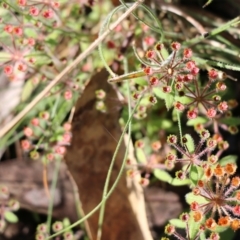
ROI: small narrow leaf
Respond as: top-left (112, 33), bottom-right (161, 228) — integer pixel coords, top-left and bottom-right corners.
top-left (171, 178), bottom-right (191, 186)
top-left (169, 219), bottom-right (186, 229)
top-left (4, 211), bottom-right (18, 223)
top-left (219, 155), bottom-right (237, 165)
top-left (154, 169), bottom-right (172, 183)
top-left (185, 192), bottom-right (208, 205)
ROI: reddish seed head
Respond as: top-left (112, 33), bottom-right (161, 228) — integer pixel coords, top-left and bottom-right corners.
top-left (143, 66), bottom-right (153, 75)
top-left (209, 232), bottom-right (220, 240)
top-left (218, 216), bottom-right (231, 227)
top-left (225, 163), bottom-right (236, 175)
top-left (205, 218), bottom-right (217, 230)
top-left (176, 170), bottom-right (186, 180)
top-left (208, 69), bottom-right (218, 80)
top-left (167, 135), bottom-right (177, 144)
top-left (183, 74), bottom-right (193, 83)
top-left (149, 96), bottom-right (157, 104)
top-left (187, 109), bottom-right (198, 119)
top-left (216, 82), bottom-right (227, 91)
top-left (3, 65), bottom-right (13, 76)
top-left (206, 108), bottom-right (217, 118)
top-left (29, 6), bottom-right (39, 16)
top-left (145, 50), bottom-right (155, 59)
top-left (162, 85), bottom-right (171, 93)
top-left (218, 140), bottom-right (229, 150)
top-left (171, 42), bottom-right (181, 51)
top-left (192, 187), bottom-right (200, 195)
top-left (183, 48), bottom-right (192, 58)
top-left (175, 82), bottom-right (184, 91)
top-left (64, 90), bottom-right (72, 100)
top-left (231, 219), bottom-right (240, 231)
top-left (107, 40), bottom-right (115, 49)
top-left (190, 201), bottom-right (199, 211)
top-left (149, 76), bottom-right (159, 86)
top-left (151, 141), bottom-right (161, 151)
top-left (231, 177), bottom-right (240, 187)
top-left (191, 67), bottom-right (199, 76)
top-left (166, 152), bottom-right (176, 161)
top-left (180, 213), bottom-right (189, 222)
top-left (213, 164), bottom-right (225, 177)
top-left (233, 205), bottom-right (240, 216)
top-left (164, 224), bottom-right (175, 235)
top-left (174, 101), bottom-right (185, 111)
top-left (155, 42), bottom-right (164, 51)
top-left (217, 101), bottom-right (228, 112)
top-left (193, 211), bottom-right (203, 222)
top-left (208, 155), bottom-right (218, 164)
top-left (42, 9), bottom-right (54, 19)
top-left (24, 127), bottom-right (33, 137)
top-left (21, 139), bottom-right (31, 150)
top-left (185, 60), bottom-right (195, 70)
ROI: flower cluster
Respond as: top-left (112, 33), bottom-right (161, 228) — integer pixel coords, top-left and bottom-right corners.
top-left (133, 42), bottom-right (234, 123)
top-left (21, 113), bottom-right (72, 162)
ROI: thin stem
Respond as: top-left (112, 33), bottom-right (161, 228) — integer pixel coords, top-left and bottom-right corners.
top-left (96, 57), bottom-right (131, 240)
top-left (0, 0), bottom-right (144, 139)
top-left (46, 158), bottom-right (62, 233)
top-left (46, 95), bottom-right (142, 239)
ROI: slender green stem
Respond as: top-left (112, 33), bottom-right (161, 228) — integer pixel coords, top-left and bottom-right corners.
top-left (183, 16), bottom-right (240, 46)
top-left (177, 111), bottom-right (183, 146)
top-left (46, 95), bottom-right (142, 239)
top-left (96, 57), bottom-right (132, 240)
top-left (46, 158), bottom-right (62, 233)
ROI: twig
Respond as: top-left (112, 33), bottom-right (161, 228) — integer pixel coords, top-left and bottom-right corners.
top-left (0, 0), bottom-right (144, 139)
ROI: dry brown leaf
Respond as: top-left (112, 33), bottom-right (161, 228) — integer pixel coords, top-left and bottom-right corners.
top-left (65, 69), bottom-right (152, 240)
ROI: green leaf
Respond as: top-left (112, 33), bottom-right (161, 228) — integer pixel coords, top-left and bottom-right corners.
top-left (153, 169), bottom-right (172, 183)
top-left (164, 93), bottom-right (174, 111)
top-left (219, 117), bottom-right (240, 125)
top-left (219, 155), bottom-right (237, 165)
top-left (188, 212), bottom-right (203, 239)
top-left (185, 192), bottom-right (208, 205)
top-left (21, 79), bottom-right (34, 102)
top-left (136, 148), bottom-right (147, 163)
top-left (183, 134), bottom-right (195, 153)
top-left (171, 178), bottom-right (191, 186)
top-left (169, 219), bottom-right (186, 229)
top-left (187, 117), bottom-right (207, 126)
top-left (219, 227), bottom-right (235, 239)
top-left (189, 165), bottom-right (200, 185)
top-left (4, 211), bottom-right (18, 223)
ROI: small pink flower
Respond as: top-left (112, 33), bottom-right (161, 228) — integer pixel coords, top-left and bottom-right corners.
top-left (21, 139), bottom-right (31, 150)
top-left (183, 48), bottom-right (192, 58)
top-left (17, 0), bottom-right (26, 6)
top-left (3, 65), bottom-right (13, 76)
top-left (174, 101), bottom-right (185, 111)
top-left (17, 63), bottom-right (27, 72)
top-left (218, 101), bottom-right (228, 112)
top-left (171, 42), bottom-right (181, 51)
top-left (185, 61), bottom-right (195, 70)
top-left (208, 69), bottom-right (218, 80)
top-left (206, 108), bottom-right (217, 118)
top-left (31, 118), bottom-right (39, 126)
top-left (187, 109), bottom-right (198, 119)
top-left (13, 27), bottom-right (23, 36)
top-left (191, 67), bottom-right (199, 76)
top-left (55, 146), bottom-right (66, 155)
top-left (24, 127), bottom-right (33, 137)
top-left (144, 36), bottom-right (155, 46)
top-left (29, 6), bottom-right (39, 16)
top-left (42, 9), bottom-right (54, 19)
top-left (64, 90), bottom-right (72, 100)
top-left (63, 122), bottom-right (72, 131)
top-left (4, 24), bottom-right (13, 33)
